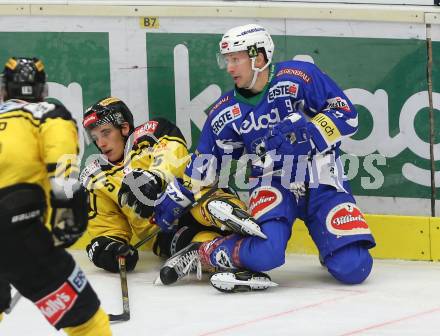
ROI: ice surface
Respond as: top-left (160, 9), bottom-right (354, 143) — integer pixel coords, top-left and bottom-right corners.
top-left (2, 251), bottom-right (440, 335)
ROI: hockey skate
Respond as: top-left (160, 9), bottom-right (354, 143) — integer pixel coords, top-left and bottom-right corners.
top-left (159, 242), bottom-right (202, 285)
top-left (207, 198), bottom-right (267, 239)
top-left (210, 270), bottom-right (278, 293)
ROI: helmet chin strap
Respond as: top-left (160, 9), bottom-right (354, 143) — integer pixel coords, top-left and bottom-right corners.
top-left (245, 58), bottom-right (270, 90)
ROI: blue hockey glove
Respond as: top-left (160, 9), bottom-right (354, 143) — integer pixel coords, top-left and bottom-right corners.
top-left (261, 112), bottom-right (312, 157)
top-left (154, 178), bottom-right (194, 232)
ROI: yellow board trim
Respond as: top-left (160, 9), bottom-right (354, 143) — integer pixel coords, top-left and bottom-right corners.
top-left (70, 214), bottom-right (440, 261)
top-left (430, 217), bottom-right (440, 261)
top-left (287, 214), bottom-right (435, 261)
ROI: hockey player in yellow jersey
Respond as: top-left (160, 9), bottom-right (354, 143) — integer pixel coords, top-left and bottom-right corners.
top-left (81, 97), bottom-right (255, 275)
top-left (0, 57), bottom-right (111, 335)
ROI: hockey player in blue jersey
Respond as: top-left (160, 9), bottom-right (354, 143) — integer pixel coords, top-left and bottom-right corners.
top-left (154, 24), bottom-right (376, 292)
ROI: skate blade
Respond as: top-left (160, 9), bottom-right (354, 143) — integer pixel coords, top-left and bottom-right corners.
top-left (153, 275), bottom-right (163, 285)
top-left (245, 225), bottom-right (268, 239)
top-left (210, 201), bottom-right (267, 239)
top-left (210, 273), bottom-right (278, 292)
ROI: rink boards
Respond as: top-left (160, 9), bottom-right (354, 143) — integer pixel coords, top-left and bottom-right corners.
top-left (71, 214), bottom-right (440, 262)
top-left (1, 2), bottom-right (440, 262)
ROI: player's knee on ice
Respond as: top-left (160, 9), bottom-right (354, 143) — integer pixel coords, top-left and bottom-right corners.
top-left (324, 242), bottom-right (373, 284)
top-left (241, 234), bottom-right (287, 271)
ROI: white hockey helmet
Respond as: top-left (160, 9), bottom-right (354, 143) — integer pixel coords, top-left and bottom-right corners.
top-left (218, 24), bottom-right (274, 66)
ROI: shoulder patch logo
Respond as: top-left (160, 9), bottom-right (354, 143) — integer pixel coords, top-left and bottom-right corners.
top-left (135, 120), bottom-right (159, 138)
top-left (326, 97), bottom-right (351, 112)
top-left (80, 159), bottom-right (102, 185)
top-left (211, 103), bottom-right (241, 135)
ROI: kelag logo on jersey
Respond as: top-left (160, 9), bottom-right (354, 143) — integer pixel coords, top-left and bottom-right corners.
top-left (326, 96), bottom-right (351, 112)
top-left (211, 104), bottom-right (241, 135)
top-left (267, 81), bottom-right (299, 103)
top-left (236, 108), bottom-right (281, 134)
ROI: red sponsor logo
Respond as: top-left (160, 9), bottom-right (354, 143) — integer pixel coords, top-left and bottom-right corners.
top-left (288, 84), bottom-right (297, 95)
top-left (232, 105), bottom-right (240, 117)
top-left (134, 120), bottom-right (159, 143)
top-left (249, 187), bottom-right (281, 219)
top-left (36, 282), bottom-right (78, 326)
top-left (83, 112), bottom-right (98, 127)
top-left (138, 120), bottom-right (158, 134)
top-left (326, 203), bottom-right (370, 236)
top-left (326, 97), bottom-right (351, 112)
top-left (221, 41), bottom-right (229, 49)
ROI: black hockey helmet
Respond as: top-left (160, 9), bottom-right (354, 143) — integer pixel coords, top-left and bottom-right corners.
top-left (83, 97), bottom-right (135, 134)
top-left (1, 57), bottom-right (47, 102)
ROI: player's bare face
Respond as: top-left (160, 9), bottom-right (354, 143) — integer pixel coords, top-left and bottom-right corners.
top-left (225, 51), bottom-right (253, 88)
top-left (90, 124), bottom-right (126, 163)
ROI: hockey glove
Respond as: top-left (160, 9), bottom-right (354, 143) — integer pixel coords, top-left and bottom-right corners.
top-left (118, 169), bottom-right (165, 219)
top-left (154, 178), bottom-right (194, 232)
top-left (261, 112), bottom-right (312, 158)
top-left (50, 178), bottom-right (88, 248)
top-left (86, 236), bottom-right (139, 273)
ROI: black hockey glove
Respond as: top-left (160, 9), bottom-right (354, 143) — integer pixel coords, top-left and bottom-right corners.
top-left (50, 179), bottom-right (88, 248)
top-left (118, 169), bottom-right (164, 219)
top-left (86, 236), bottom-right (139, 273)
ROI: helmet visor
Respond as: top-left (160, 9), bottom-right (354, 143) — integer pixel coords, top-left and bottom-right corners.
top-left (216, 52), bottom-right (250, 70)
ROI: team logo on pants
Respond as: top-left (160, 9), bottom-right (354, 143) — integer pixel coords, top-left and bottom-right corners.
top-left (249, 187), bottom-right (282, 219)
top-left (326, 203), bottom-right (370, 236)
top-left (214, 248), bottom-right (235, 269)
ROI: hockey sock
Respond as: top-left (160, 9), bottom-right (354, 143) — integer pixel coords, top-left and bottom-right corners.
top-left (200, 234), bottom-right (243, 270)
top-left (63, 307), bottom-right (111, 336)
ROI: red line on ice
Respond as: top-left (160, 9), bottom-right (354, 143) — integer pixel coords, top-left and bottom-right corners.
top-left (198, 292), bottom-right (361, 336)
top-left (339, 306), bottom-right (440, 336)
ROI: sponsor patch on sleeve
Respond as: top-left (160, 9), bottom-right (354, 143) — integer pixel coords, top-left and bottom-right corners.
top-left (311, 113), bottom-right (341, 144)
top-left (134, 120), bottom-right (159, 143)
top-left (68, 265), bottom-right (88, 293)
top-left (248, 186), bottom-right (282, 219)
top-left (35, 282), bottom-right (78, 326)
top-left (211, 104), bottom-right (241, 135)
top-left (326, 203), bottom-right (371, 236)
top-left (326, 96), bottom-right (351, 112)
top-left (80, 159), bottom-right (101, 186)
